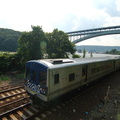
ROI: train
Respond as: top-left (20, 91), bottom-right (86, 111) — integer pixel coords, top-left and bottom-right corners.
top-left (24, 56), bottom-right (120, 104)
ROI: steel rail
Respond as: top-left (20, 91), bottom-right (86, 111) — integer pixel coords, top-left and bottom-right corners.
top-left (0, 82), bottom-right (24, 91)
top-left (0, 97), bottom-right (29, 110)
top-left (0, 85), bottom-right (24, 93)
top-left (0, 91), bottom-right (27, 100)
top-left (0, 102), bottom-right (31, 117)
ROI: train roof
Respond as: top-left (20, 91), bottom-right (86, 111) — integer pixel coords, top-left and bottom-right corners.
top-left (27, 56), bottom-right (120, 69)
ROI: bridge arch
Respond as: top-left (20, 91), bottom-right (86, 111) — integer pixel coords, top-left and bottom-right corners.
top-left (72, 29), bottom-right (120, 44)
top-left (66, 25), bottom-right (120, 44)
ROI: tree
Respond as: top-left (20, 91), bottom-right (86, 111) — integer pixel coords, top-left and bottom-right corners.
top-left (17, 32), bottom-right (31, 61)
top-left (110, 49), bottom-right (117, 54)
top-left (105, 49), bottom-right (120, 55)
top-left (46, 29), bottom-right (76, 58)
top-left (0, 28), bottom-right (21, 52)
top-left (83, 49), bottom-right (86, 58)
top-left (90, 51), bottom-right (93, 58)
top-left (30, 26), bottom-right (46, 59)
top-left (17, 26), bottom-right (46, 62)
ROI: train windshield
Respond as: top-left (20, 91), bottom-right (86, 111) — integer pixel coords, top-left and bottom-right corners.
top-left (26, 67), bottom-right (30, 79)
top-left (25, 62), bottom-right (47, 87)
top-left (39, 71), bottom-right (47, 86)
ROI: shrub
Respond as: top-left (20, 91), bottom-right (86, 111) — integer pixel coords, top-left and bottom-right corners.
top-left (72, 54), bottom-right (81, 58)
top-left (0, 52), bottom-right (25, 74)
top-left (0, 75), bottom-right (10, 81)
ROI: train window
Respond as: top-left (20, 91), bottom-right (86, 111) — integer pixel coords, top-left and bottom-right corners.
top-left (69, 73), bottom-right (75, 81)
top-left (91, 68), bottom-right (96, 74)
top-left (82, 67), bottom-right (86, 76)
top-left (32, 71), bottom-right (36, 81)
top-left (97, 67), bottom-right (100, 72)
top-left (26, 67), bottom-right (30, 79)
top-left (54, 74), bottom-right (59, 84)
top-left (39, 71), bottom-right (47, 86)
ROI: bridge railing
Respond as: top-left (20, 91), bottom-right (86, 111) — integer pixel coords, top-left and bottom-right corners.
top-left (66, 25), bottom-right (120, 43)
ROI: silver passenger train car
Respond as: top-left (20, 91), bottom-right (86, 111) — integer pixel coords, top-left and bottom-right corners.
top-left (25, 57), bottom-right (120, 103)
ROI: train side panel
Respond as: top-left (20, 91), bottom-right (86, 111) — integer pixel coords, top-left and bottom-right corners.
top-left (86, 60), bottom-right (115, 84)
top-left (25, 58), bottom-right (120, 103)
top-left (47, 60), bottom-right (115, 101)
top-left (115, 59), bottom-right (120, 70)
top-left (48, 65), bottom-right (86, 101)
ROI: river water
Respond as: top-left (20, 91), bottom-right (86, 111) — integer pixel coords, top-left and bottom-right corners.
top-left (75, 52), bottom-right (120, 58)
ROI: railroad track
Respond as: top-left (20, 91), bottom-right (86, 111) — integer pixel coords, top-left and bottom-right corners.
top-left (0, 83), bottom-right (54, 120)
top-left (1, 72), bottom-right (119, 120)
top-left (0, 82), bottom-right (25, 91)
top-left (0, 85), bottom-right (27, 105)
top-left (0, 78), bottom-right (105, 120)
top-left (0, 82), bottom-right (72, 119)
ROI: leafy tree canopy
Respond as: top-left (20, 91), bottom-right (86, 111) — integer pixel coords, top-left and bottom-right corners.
top-left (105, 49), bottom-right (120, 55)
top-left (0, 28), bottom-right (22, 52)
top-left (0, 27), bottom-right (77, 73)
top-left (17, 26), bottom-right (46, 61)
top-left (46, 29), bottom-right (76, 58)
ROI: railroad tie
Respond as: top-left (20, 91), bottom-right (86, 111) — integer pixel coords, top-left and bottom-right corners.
top-left (1, 94), bottom-right (6, 98)
top-left (41, 113), bottom-right (46, 118)
top-left (56, 105), bottom-right (61, 109)
top-left (35, 117), bottom-right (41, 120)
top-left (9, 114), bottom-right (18, 120)
top-left (23, 108), bottom-right (34, 116)
top-left (15, 90), bottom-right (21, 93)
top-left (17, 95), bottom-right (21, 98)
top-left (20, 88), bottom-right (26, 92)
top-left (0, 100), bottom-right (4, 104)
top-left (12, 97), bottom-right (16, 100)
top-left (2, 117), bottom-right (8, 120)
top-left (6, 98), bottom-right (10, 102)
top-left (17, 111), bottom-right (27, 119)
top-left (51, 108), bottom-right (57, 111)
top-left (46, 110), bottom-right (52, 115)
top-left (11, 91), bottom-right (16, 94)
top-left (6, 92), bottom-right (11, 96)
top-left (29, 106), bottom-right (39, 112)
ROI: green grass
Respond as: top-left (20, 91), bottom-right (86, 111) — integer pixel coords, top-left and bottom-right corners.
top-left (14, 73), bottom-right (24, 79)
top-left (0, 73), bottom-right (24, 84)
top-left (0, 75), bottom-right (11, 82)
top-left (0, 51), bottom-right (16, 55)
top-left (117, 113), bottom-right (120, 120)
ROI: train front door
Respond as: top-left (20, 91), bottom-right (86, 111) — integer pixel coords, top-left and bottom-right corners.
top-left (82, 65), bottom-right (88, 82)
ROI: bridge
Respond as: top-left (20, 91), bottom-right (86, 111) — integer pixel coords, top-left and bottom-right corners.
top-left (66, 25), bottom-right (120, 44)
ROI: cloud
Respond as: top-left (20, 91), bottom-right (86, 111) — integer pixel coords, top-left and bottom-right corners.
top-left (0, 0), bottom-right (120, 45)
top-left (93, 0), bottom-right (120, 17)
top-left (0, 0), bottom-right (119, 32)
top-left (77, 35), bottom-right (120, 46)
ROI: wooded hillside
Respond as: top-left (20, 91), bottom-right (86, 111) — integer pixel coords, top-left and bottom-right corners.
top-left (0, 28), bottom-right (22, 52)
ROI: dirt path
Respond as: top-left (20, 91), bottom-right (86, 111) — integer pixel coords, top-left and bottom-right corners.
top-left (0, 74), bottom-right (24, 87)
top-left (44, 71), bottom-right (120, 120)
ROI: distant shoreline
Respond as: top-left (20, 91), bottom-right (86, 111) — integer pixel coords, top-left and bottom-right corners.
top-left (76, 45), bottom-right (120, 53)
top-left (76, 52), bottom-right (120, 58)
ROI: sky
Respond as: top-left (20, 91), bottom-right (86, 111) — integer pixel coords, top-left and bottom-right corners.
top-left (0, 0), bottom-right (120, 46)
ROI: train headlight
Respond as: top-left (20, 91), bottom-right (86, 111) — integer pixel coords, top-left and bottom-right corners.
top-left (25, 79), bottom-right (30, 86)
top-left (40, 87), bottom-right (47, 95)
